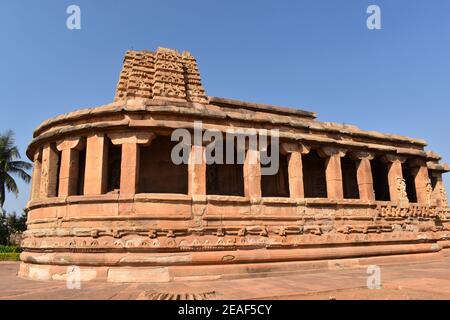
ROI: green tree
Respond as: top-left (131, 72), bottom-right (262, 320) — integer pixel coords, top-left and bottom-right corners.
top-left (0, 211), bottom-right (8, 245)
top-left (7, 210), bottom-right (27, 233)
top-left (0, 130), bottom-right (32, 211)
top-left (0, 210), bottom-right (27, 245)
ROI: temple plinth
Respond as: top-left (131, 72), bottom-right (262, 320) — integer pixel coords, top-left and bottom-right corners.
top-left (19, 47), bottom-right (450, 282)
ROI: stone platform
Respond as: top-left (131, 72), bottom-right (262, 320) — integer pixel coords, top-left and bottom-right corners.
top-left (3, 252), bottom-right (450, 300)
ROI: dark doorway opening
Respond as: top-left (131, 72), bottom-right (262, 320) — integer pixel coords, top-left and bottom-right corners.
top-left (76, 146), bottom-right (86, 195)
top-left (261, 150), bottom-right (289, 197)
top-left (138, 136), bottom-right (188, 194)
top-left (107, 140), bottom-right (122, 193)
top-left (206, 140), bottom-right (244, 196)
top-left (341, 155), bottom-right (360, 199)
top-left (302, 150), bottom-right (327, 198)
top-left (371, 157), bottom-right (390, 201)
top-left (402, 160), bottom-right (418, 203)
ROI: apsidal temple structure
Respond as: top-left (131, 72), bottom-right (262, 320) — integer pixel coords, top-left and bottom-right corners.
top-left (19, 47), bottom-right (449, 282)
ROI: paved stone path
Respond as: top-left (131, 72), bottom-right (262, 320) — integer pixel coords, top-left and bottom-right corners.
top-left (2, 256), bottom-right (450, 300)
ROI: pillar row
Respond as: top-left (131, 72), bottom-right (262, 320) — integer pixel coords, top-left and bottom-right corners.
top-left (384, 154), bottom-right (408, 206)
top-left (84, 133), bottom-right (109, 195)
top-left (56, 137), bottom-right (85, 197)
top-left (430, 172), bottom-right (448, 207)
top-left (351, 152), bottom-right (375, 201)
top-left (30, 148), bottom-right (42, 201)
top-left (39, 143), bottom-right (59, 198)
top-left (319, 147), bottom-right (346, 200)
top-left (281, 142), bottom-right (310, 198)
top-left (188, 144), bottom-right (206, 196)
top-left (109, 132), bottom-right (155, 196)
top-left (413, 161), bottom-right (431, 205)
top-left (244, 147), bottom-right (261, 201)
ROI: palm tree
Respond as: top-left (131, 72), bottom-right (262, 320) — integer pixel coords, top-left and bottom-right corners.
top-left (0, 130), bottom-right (32, 211)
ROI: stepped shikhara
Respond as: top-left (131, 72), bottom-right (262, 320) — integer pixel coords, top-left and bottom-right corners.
top-left (20, 47), bottom-right (449, 282)
top-left (114, 48), bottom-right (207, 103)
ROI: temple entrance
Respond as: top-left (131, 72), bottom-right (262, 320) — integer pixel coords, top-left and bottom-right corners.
top-left (54, 144), bottom-right (61, 197)
top-left (76, 144), bottom-right (86, 195)
top-left (371, 157), bottom-right (390, 201)
top-left (261, 150), bottom-right (289, 197)
top-left (107, 139), bottom-right (121, 193)
top-left (430, 175), bottom-right (438, 192)
top-left (341, 155), bottom-right (359, 199)
top-left (31, 148), bottom-right (43, 199)
top-left (302, 150), bottom-right (327, 198)
top-left (402, 160), bottom-right (418, 203)
top-left (138, 136), bottom-right (188, 194)
top-left (430, 173), bottom-right (444, 207)
top-left (206, 141), bottom-right (244, 196)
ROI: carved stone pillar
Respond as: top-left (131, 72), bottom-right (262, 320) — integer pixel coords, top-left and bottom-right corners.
top-left (350, 152), bottom-right (375, 201)
top-left (30, 148), bottom-right (42, 201)
top-left (56, 137), bottom-right (85, 197)
top-left (319, 147), bottom-right (346, 200)
top-left (410, 160), bottom-right (431, 205)
top-left (109, 132), bottom-right (155, 195)
top-left (188, 144), bottom-right (206, 196)
top-left (281, 142), bottom-right (310, 198)
top-left (39, 143), bottom-right (59, 198)
top-left (244, 146), bottom-right (261, 201)
top-left (430, 172), bottom-right (448, 208)
top-left (84, 133), bottom-right (109, 195)
top-left (384, 154), bottom-right (408, 206)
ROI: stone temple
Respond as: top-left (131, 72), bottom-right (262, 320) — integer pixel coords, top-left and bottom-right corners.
top-left (20, 47), bottom-right (449, 282)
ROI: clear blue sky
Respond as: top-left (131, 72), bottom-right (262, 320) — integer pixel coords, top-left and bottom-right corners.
top-left (1, 0), bottom-right (449, 214)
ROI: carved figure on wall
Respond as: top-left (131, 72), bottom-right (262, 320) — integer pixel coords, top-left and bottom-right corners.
top-left (442, 184), bottom-right (449, 208)
top-left (396, 177), bottom-right (408, 205)
top-left (425, 179), bottom-right (433, 207)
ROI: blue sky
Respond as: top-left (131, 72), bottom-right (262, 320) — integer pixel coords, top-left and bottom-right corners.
top-left (1, 0), bottom-right (449, 214)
